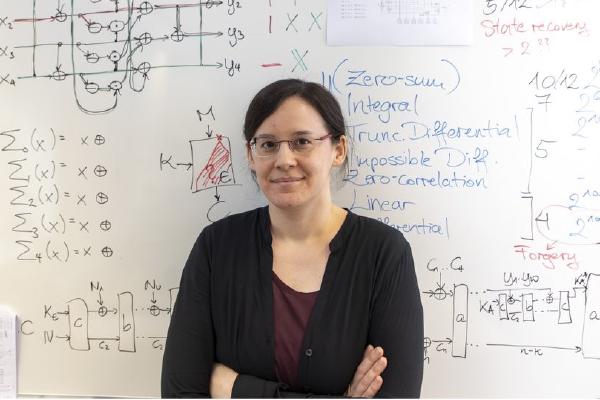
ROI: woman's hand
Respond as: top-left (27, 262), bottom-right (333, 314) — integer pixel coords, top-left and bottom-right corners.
top-left (345, 345), bottom-right (387, 398)
top-left (210, 363), bottom-right (239, 398)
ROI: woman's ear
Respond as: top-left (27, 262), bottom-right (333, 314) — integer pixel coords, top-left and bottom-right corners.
top-left (246, 143), bottom-right (256, 171)
top-left (332, 135), bottom-right (347, 166)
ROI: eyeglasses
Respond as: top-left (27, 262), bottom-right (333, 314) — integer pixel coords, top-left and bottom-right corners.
top-left (249, 134), bottom-right (332, 157)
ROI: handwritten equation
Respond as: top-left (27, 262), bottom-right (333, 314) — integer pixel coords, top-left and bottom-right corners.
top-left (1, 128), bottom-right (114, 263)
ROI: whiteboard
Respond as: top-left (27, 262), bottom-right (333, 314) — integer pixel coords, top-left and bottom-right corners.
top-left (1, 0), bottom-right (599, 397)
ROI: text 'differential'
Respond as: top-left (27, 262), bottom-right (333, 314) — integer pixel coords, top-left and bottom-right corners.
top-left (346, 120), bottom-right (513, 148)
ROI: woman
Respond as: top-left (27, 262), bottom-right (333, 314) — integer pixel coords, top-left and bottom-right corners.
top-left (161, 79), bottom-right (423, 398)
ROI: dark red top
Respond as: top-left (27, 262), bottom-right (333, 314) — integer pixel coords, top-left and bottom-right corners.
top-left (272, 271), bottom-right (319, 390)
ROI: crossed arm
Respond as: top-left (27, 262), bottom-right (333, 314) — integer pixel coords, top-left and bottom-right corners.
top-left (210, 345), bottom-right (388, 398)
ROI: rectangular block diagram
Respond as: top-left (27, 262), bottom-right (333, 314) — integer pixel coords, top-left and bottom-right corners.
top-left (190, 135), bottom-right (236, 193)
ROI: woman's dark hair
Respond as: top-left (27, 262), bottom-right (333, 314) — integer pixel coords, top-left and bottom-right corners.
top-left (243, 79), bottom-right (349, 178)
top-left (244, 79), bottom-right (345, 142)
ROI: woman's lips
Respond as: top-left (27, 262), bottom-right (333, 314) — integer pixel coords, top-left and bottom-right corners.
top-left (271, 177), bottom-right (304, 183)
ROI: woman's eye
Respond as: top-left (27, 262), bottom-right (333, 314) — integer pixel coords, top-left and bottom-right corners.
top-left (261, 141), bottom-right (276, 149)
top-left (295, 138), bottom-right (311, 146)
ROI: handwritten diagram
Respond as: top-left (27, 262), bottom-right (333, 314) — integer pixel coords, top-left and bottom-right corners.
top-left (422, 255), bottom-right (600, 364)
top-left (13, 0), bottom-right (231, 114)
top-left (19, 280), bottom-right (178, 353)
top-left (156, 105), bottom-right (240, 222)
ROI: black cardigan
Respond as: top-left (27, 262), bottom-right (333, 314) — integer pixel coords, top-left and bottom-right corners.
top-left (161, 206), bottom-right (423, 397)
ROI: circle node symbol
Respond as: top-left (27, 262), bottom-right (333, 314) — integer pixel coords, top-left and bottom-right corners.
top-left (98, 306), bottom-right (108, 317)
top-left (149, 305), bottom-right (160, 317)
top-left (138, 32), bottom-right (153, 46)
top-left (140, 2), bottom-right (154, 15)
top-left (101, 246), bottom-right (114, 257)
top-left (100, 220), bottom-right (112, 231)
top-left (86, 52), bottom-right (100, 63)
top-left (85, 82), bottom-right (100, 94)
top-left (109, 81), bottom-right (122, 91)
top-left (88, 22), bottom-right (102, 34)
top-left (138, 62), bottom-right (151, 74)
top-left (96, 192), bottom-right (109, 205)
top-left (170, 29), bottom-right (185, 42)
top-left (433, 287), bottom-right (447, 301)
top-left (109, 51), bottom-right (121, 62)
top-left (108, 20), bottom-right (125, 33)
top-left (55, 12), bottom-right (67, 22)
top-left (94, 134), bottom-right (106, 145)
top-left (51, 70), bottom-right (67, 81)
top-left (94, 165), bottom-right (108, 177)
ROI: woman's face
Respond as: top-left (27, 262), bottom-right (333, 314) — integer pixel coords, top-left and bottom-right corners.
top-left (247, 96), bottom-right (346, 211)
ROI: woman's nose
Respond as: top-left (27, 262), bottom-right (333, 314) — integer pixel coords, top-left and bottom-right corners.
top-left (273, 141), bottom-right (298, 168)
